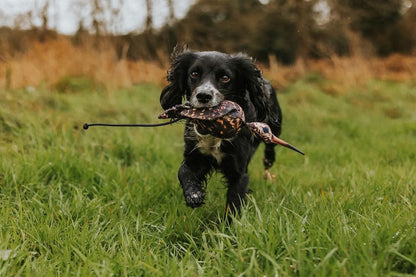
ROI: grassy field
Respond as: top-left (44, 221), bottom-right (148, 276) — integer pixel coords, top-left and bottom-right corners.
top-left (0, 77), bottom-right (415, 276)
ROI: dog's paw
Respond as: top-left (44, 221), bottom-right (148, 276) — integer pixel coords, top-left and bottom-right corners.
top-left (184, 188), bottom-right (206, 208)
top-left (263, 169), bottom-right (277, 182)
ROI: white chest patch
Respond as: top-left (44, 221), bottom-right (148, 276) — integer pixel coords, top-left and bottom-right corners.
top-left (194, 126), bottom-right (224, 163)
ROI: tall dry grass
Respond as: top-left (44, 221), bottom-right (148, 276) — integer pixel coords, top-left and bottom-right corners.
top-left (0, 36), bottom-right (415, 91)
top-left (0, 37), bottom-right (168, 90)
top-left (263, 54), bottom-right (416, 93)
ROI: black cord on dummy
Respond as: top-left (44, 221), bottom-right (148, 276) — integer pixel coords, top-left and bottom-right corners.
top-left (83, 118), bottom-right (181, 130)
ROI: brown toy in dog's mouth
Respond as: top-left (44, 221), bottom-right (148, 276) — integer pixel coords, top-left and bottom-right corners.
top-left (158, 100), bottom-right (304, 155)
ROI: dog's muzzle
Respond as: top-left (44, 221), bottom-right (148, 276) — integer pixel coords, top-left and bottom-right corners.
top-left (191, 82), bottom-right (224, 108)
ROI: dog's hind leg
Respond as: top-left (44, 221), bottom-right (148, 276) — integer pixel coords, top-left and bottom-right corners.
top-left (263, 144), bottom-right (277, 181)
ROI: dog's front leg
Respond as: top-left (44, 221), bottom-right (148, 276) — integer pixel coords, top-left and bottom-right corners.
top-left (220, 154), bottom-right (250, 218)
top-left (225, 173), bottom-right (249, 217)
top-left (178, 159), bottom-right (211, 208)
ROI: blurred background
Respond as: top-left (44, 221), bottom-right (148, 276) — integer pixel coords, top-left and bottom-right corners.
top-left (0, 0), bottom-right (415, 89)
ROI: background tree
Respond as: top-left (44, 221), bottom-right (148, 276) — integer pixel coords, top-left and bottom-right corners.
top-left (2, 0), bottom-right (415, 63)
top-left (333, 0), bottom-right (413, 55)
top-left (250, 0), bottom-right (318, 64)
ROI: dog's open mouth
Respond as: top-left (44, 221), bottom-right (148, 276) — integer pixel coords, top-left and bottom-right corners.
top-left (158, 100), bottom-right (242, 120)
top-left (158, 100), bottom-right (305, 155)
top-left (158, 100), bottom-right (245, 139)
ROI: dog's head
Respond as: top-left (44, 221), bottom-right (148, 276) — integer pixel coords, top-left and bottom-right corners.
top-left (160, 48), bottom-right (268, 121)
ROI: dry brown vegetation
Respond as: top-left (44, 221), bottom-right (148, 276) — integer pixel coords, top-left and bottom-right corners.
top-left (0, 37), bottom-right (168, 90)
top-left (263, 53), bottom-right (416, 94)
top-left (0, 36), bottom-right (415, 91)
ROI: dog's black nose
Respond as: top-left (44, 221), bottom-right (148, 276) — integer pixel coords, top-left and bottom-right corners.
top-left (196, 92), bottom-right (213, 103)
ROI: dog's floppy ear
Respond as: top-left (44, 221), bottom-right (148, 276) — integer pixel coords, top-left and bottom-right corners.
top-left (160, 46), bottom-right (196, 110)
top-left (230, 54), bottom-right (268, 121)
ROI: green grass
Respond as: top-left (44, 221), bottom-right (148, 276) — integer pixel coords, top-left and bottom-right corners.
top-left (0, 78), bottom-right (415, 276)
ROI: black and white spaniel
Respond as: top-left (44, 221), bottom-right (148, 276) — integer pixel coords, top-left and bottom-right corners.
top-left (160, 47), bottom-right (283, 218)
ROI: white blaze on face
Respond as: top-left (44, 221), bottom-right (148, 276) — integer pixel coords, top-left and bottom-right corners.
top-left (190, 81), bottom-right (224, 108)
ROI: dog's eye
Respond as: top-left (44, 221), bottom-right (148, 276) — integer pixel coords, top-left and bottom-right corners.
top-left (190, 71), bottom-right (199, 79)
top-left (220, 75), bottom-right (230, 83)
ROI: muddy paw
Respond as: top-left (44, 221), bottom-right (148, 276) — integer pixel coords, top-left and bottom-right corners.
top-left (184, 188), bottom-right (206, 208)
